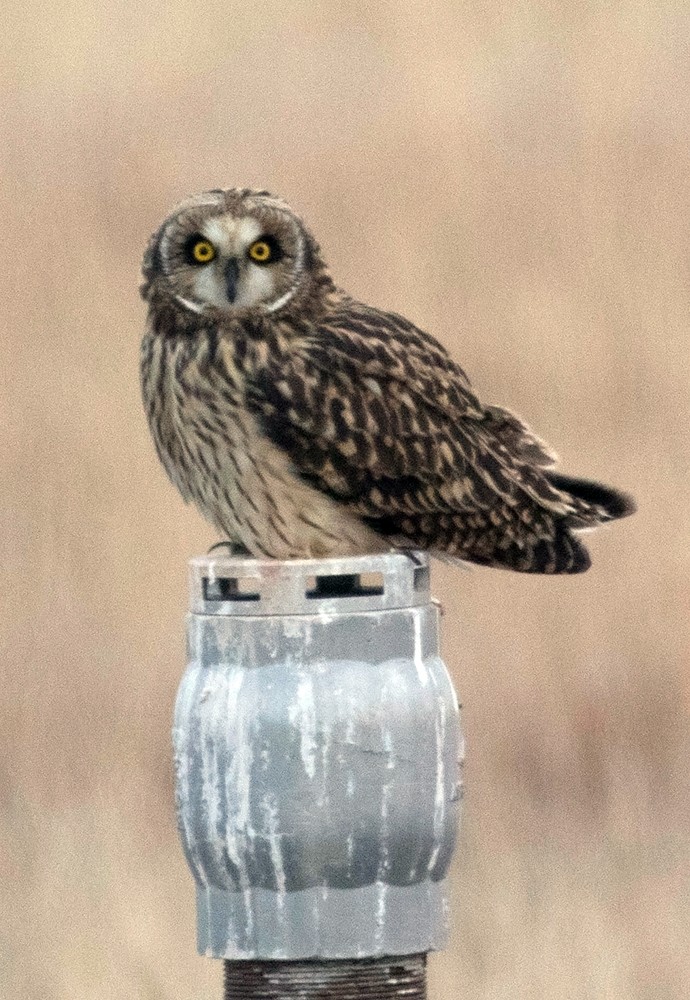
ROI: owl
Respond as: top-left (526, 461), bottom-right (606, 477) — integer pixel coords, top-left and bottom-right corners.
top-left (140, 188), bottom-right (634, 573)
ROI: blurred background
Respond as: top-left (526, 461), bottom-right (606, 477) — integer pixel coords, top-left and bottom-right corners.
top-left (2, 3), bottom-right (688, 997)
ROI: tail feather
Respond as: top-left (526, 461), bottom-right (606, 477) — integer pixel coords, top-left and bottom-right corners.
top-left (546, 472), bottom-right (637, 525)
top-left (382, 513), bottom-right (593, 574)
top-left (446, 524), bottom-right (592, 574)
top-left (371, 471), bottom-right (634, 575)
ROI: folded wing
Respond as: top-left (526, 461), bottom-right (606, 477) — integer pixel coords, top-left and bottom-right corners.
top-left (246, 298), bottom-right (633, 573)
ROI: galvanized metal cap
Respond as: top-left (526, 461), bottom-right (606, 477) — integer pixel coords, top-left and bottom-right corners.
top-left (188, 550), bottom-right (430, 617)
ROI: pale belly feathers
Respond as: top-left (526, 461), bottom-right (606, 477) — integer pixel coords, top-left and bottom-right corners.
top-left (144, 339), bottom-right (383, 559)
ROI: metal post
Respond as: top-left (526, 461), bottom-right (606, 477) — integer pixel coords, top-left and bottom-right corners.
top-left (222, 954), bottom-right (427, 999)
top-left (173, 552), bottom-right (463, 999)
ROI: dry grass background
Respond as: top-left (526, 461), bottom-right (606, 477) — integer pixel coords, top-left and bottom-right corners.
top-left (1, 2), bottom-right (688, 997)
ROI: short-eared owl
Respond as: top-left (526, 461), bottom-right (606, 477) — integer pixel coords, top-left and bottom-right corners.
top-left (140, 188), bottom-right (634, 572)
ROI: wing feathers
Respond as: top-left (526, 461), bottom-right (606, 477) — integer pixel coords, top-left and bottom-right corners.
top-left (244, 297), bottom-right (631, 573)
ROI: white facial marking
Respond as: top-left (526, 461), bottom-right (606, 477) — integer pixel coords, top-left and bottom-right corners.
top-left (201, 217), bottom-right (229, 249)
top-left (265, 233), bottom-right (304, 313)
top-left (235, 217), bottom-right (264, 247)
top-left (174, 294), bottom-right (204, 314)
top-left (171, 212), bottom-right (301, 313)
top-left (201, 216), bottom-right (262, 257)
top-left (236, 262), bottom-right (278, 308)
top-left (190, 264), bottom-right (229, 309)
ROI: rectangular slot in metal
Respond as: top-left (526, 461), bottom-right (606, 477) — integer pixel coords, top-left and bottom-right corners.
top-left (203, 576), bottom-right (261, 602)
top-left (305, 572), bottom-right (384, 599)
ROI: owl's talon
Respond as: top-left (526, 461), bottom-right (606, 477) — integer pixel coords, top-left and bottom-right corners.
top-left (207, 540), bottom-right (251, 557)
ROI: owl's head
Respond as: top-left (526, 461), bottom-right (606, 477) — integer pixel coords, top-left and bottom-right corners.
top-left (141, 188), bottom-right (333, 318)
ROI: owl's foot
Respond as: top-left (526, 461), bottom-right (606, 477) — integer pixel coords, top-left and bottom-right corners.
top-left (207, 540), bottom-right (252, 557)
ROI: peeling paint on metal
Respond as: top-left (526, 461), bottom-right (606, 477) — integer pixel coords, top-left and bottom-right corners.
top-left (288, 675), bottom-right (317, 780)
top-left (175, 551), bottom-right (463, 960)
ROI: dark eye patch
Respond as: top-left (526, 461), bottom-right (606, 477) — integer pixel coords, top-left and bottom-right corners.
top-left (183, 232), bottom-right (215, 265)
top-left (250, 234), bottom-right (284, 264)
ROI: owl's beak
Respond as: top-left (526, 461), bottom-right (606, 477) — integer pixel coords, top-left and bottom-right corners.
top-left (224, 258), bottom-right (240, 303)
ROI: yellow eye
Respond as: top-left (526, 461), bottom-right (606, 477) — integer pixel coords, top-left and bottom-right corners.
top-left (248, 240), bottom-right (272, 263)
top-left (191, 239), bottom-right (216, 264)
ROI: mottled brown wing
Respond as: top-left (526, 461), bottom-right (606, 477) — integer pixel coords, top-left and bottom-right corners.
top-left (248, 298), bottom-right (574, 528)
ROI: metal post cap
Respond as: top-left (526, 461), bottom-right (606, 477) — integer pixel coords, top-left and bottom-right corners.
top-left (175, 552), bottom-right (463, 961)
top-left (188, 550), bottom-right (431, 616)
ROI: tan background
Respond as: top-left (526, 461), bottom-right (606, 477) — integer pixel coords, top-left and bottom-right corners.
top-left (2, 3), bottom-right (688, 997)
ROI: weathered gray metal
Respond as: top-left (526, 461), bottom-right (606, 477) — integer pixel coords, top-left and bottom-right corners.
top-left (174, 551), bottom-right (463, 961)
